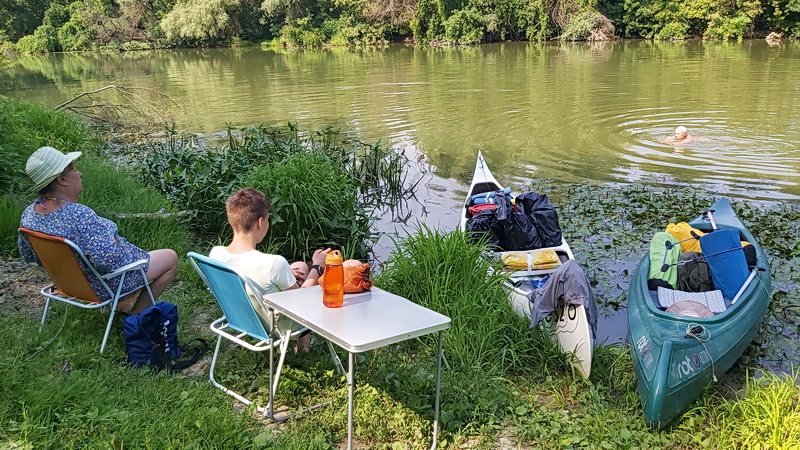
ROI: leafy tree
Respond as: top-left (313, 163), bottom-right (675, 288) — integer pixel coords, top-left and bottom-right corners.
top-left (57, 2), bottom-right (98, 50)
top-left (0, 0), bottom-right (51, 41)
top-left (160, 0), bottom-right (243, 43)
top-left (760, 0), bottom-right (800, 35)
top-left (413, 0), bottom-right (446, 41)
top-left (444, 8), bottom-right (484, 43)
top-left (16, 24), bottom-right (59, 53)
top-left (43, 2), bottom-right (71, 29)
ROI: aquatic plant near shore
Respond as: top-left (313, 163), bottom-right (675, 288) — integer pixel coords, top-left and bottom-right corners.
top-left (140, 124), bottom-right (417, 261)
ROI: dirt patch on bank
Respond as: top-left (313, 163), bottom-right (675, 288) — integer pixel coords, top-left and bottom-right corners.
top-left (0, 257), bottom-right (49, 318)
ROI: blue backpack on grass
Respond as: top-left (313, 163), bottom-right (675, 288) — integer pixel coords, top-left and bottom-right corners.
top-left (122, 302), bottom-right (206, 371)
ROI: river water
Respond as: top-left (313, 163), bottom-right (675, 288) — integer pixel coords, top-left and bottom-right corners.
top-left (3, 40), bottom-right (799, 348)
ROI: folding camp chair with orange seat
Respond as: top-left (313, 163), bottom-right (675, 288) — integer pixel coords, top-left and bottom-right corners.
top-left (18, 227), bottom-right (155, 353)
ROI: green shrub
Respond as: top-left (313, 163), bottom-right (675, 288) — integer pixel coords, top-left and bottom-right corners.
top-left (444, 9), bottom-right (485, 44)
top-left (705, 13), bottom-right (752, 39)
top-left (140, 124), bottom-right (416, 260)
top-left (15, 25), bottom-right (59, 53)
top-left (280, 17), bottom-right (326, 47)
top-left (323, 17), bottom-right (389, 46)
top-left (119, 40), bottom-right (154, 51)
top-left (240, 152), bottom-right (373, 261)
top-left (560, 8), bottom-right (600, 41)
top-left (139, 133), bottom-right (240, 234)
top-left (415, 0), bottom-right (446, 42)
top-left (655, 21), bottom-right (689, 40)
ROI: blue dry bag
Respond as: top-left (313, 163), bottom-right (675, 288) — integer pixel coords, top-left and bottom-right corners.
top-left (700, 229), bottom-right (749, 301)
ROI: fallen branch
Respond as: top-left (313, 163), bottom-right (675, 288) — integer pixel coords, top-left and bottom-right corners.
top-left (55, 85), bottom-right (182, 132)
top-left (100, 209), bottom-right (195, 219)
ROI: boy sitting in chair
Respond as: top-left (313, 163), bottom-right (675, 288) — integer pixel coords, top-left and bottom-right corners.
top-left (209, 188), bottom-right (329, 350)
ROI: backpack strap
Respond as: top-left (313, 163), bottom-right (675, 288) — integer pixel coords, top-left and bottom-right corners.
top-left (170, 338), bottom-right (209, 371)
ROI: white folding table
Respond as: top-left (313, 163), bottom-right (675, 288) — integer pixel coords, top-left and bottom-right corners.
top-left (262, 285), bottom-right (451, 449)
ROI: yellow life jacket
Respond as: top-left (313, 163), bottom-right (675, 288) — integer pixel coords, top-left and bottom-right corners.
top-left (665, 222), bottom-right (704, 253)
top-left (666, 222), bottom-right (752, 254)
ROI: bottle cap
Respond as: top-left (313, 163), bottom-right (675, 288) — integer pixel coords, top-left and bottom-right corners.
top-left (325, 250), bottom-right (343, 265)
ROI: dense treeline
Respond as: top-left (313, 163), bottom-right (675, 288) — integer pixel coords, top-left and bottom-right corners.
top-left (0, 0), bottom-right (798, 52)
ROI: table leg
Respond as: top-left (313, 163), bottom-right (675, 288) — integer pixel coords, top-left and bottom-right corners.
top-left (268, 309), bottom-right (276, 418)
top-left (347, 351), bottom-right (355, 450)
top-left (431, 330), bottom-right (443, 450)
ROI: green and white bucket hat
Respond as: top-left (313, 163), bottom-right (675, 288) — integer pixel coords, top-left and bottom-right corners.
top-left (26, 146), bottom-right (82, 192)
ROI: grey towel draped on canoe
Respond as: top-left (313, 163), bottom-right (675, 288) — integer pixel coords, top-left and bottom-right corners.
top-left (527, 260), bottom-right (598, 338)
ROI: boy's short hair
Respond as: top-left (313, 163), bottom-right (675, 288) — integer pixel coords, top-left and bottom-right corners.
top-left (225, 188), bottom-right (271, 232)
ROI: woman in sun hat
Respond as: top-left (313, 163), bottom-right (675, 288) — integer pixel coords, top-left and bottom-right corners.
top-left (18, 146), bottom-right (178, 313)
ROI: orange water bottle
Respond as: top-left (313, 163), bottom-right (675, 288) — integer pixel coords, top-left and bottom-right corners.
top-left (322, 250), bottom-right (344, 308)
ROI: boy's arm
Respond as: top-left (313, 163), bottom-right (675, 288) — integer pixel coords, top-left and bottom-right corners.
top-left (301, 248), bottom-right (330, 287)
top-left (302, 265), bottom-right (321, 287)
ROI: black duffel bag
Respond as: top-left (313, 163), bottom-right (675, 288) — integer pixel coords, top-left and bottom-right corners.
top-left (515, 192), bottom-right (562, 248)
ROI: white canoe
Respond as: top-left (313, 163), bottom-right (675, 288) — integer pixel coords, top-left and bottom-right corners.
top-left (460, 151), bottom-right (593, 379)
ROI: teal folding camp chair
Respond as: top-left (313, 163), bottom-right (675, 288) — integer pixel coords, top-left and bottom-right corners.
top-left (188, 252), bottom-right (343, 419)
top-left (19, 228), bottom-right (155, 353)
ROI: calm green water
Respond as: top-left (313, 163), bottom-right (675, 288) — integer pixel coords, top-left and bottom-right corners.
top-left (3, 41), bottom-right (800, 212)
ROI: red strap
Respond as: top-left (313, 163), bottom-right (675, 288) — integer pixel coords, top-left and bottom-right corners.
top-left (468, 203), bottom-right (496, 215)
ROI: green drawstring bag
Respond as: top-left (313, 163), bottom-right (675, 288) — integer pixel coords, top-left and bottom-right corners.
top-left (648, 232), bottom-right (681, 289)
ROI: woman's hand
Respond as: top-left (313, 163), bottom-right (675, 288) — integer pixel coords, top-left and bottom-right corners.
top-left (292, 266), bottom-right (308, 283)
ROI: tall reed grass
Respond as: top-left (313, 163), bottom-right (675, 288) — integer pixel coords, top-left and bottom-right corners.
top-left (377, 225), bottom-right (550, 374)
top-left (140, 124), bottom-right (415, 260)
top-left (373, 226), bottom-right (567, 429)
top-left (240, 152), bottom-right (372, 261)
top-left (0, 195), bottom-right (27, 256)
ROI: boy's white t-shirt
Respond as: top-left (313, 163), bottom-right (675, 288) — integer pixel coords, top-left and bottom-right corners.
top-left (209, 247), bottom-right (296, 293)
top-left (208, 246), bottom-right (300, 332)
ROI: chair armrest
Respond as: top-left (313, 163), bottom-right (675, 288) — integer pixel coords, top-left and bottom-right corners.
top-left (100, 259), bottom-right (149, 280)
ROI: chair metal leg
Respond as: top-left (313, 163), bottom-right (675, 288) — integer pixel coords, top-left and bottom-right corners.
top-left (39, 296), bottom-right (51, 333)
top-left (209, 334), bottom-right (267, 413)
top-left (100, 297), bottom-right (120, 354)
top-left (268, 311), bottom-right (276, 417)
top-left (140, 268), bottom-right (156, 305)
top-left (327, 339), bottom-right (346, 376)
top-left (209, 335), bottom-right (225, 392)
top-left (100, 276), bottom-right (128, 354)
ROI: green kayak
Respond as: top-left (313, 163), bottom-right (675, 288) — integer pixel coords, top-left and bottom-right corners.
top-left (627, 198), bottom-right (772, 429)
